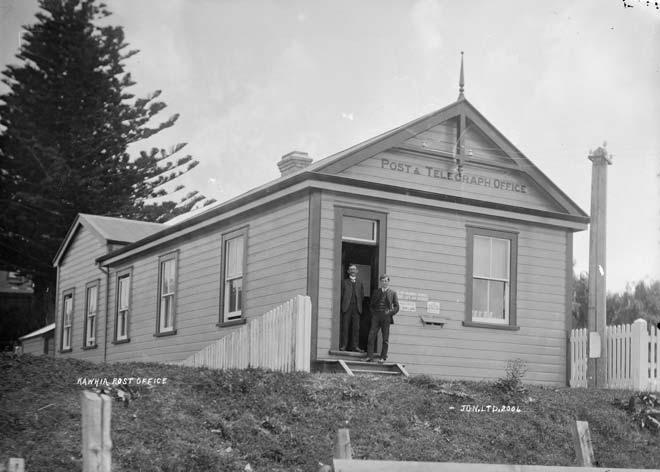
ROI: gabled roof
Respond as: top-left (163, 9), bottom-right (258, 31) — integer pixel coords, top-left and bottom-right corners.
top-left (307, 97), bottom-right (588, 219)
top-left (96, 96), bottom-right (589, 266)
top-left (52, 214), bottom-right (163, 267)
top-left (80, 214), bottom-right (163, 243)
top-left (19, 323), bottom-right (55, 341)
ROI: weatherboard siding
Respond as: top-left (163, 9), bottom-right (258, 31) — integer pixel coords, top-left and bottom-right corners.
top-left (464, 122), bottom-right (511, 165)
top-left (104, 196), bottom-right (309, 364)
top-left (402, 120), bottom-right (457, 155)
top-left (317, 192), bottom-right (569, 385)
top-left (339, 149), bottom-right (560, 212)
top-left (22, 336), bottom-right (45, 356)
top-left (55, 226), bottom-right (108, 363)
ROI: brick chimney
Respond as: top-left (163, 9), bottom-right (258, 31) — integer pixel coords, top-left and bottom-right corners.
top-left (277, 151), bottom-right (313, 177)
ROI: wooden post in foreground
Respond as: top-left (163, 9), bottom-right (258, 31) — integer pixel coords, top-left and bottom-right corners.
top-left (334, 428), bottom-right (353, 460)
top-left (81, 390), bottom-right (112, 472)
top-left (571, 421), bottom-right (595, 467)
top-left (7, 458), bottom-right (25, 472)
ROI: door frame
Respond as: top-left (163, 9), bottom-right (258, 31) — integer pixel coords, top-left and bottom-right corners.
top-left (332, 206), bottom-right (387, 350)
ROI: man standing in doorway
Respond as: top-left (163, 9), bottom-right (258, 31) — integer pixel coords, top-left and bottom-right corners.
top-left (340, 264), bottom-right (365, 352)
top-left (367, 274), bottom-right (399, 363)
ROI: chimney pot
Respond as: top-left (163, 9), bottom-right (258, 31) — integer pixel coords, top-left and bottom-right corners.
top-left (277, 151), bottom-right (313, 176)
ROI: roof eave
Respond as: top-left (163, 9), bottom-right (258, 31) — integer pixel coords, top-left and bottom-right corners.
top-left (96, 171), bottom-right (315, 265)
top-left (460, 98), bottom-right (589, 219)
top-left (52, 215), bottom-right (83, 267)
top-left (97, 171), bottom-right (589, 266)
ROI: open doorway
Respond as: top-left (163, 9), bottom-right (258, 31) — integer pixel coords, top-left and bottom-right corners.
top-left (341, 242), bottom-right (378, 352)
top-left (333, 208), bottom-right (387, 354)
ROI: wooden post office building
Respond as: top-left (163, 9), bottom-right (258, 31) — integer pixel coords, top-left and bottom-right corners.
top-left (52, 71), bottom-right (589, 385)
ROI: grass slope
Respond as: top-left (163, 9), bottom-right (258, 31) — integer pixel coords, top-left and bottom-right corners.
top-left (0, 354), bottom-right (658, 471)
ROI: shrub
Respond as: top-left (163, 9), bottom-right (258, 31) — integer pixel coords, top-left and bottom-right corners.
top-left (495, 358), bottom-right (528, 403)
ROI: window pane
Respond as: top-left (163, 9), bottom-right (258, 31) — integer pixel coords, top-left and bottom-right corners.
top-left (225, 278), bottom-right (243, 315)
top-left (491, 238), bottom-right (510, 280)
top-left (161, 259), bottom-right (175, 294)
top-left (87, 316), bottom-right (95, 343)
top-left (472, 279), bottom-right (488, 317)
top-left (473, 236), bottom-right (490, 277)
top-left (87, 286), bottom-right (97, 316)
top-left (119, 312), bottom-right (126, 337)
top-left (64, 296), bottom-right (72, 324)
top-left (119, 276), bottom-right (130, 310)
top-left (228, 277), bottom-right (243, 313)
top-left (225, 236), bottom-right (244, 278)
top-left (488, 280), bottom-right (507, 319)
top-left (161, 295), bottom-right (172, 329)
top-left (342, 217), bottom-right (376, 242)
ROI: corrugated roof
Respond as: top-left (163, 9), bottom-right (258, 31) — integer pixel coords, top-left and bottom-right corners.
top-left (79, 214), bottom-right (163, 244)
top-left (19, 323), bottom-right (55, 341)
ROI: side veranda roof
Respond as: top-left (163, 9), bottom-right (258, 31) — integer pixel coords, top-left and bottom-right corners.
top-left (52, 214), bottom-right (163, 267)
top-left (19, 323), bottom-right (55, 341)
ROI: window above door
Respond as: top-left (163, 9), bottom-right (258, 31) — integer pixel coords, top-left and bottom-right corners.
top-left (342, 216), bottom-right (377, 244)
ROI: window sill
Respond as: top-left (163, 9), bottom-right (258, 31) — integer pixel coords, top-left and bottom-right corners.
top-left (217, 319), bottom-right (247, 328)
top-left (82, 344), bottom-right (98, 350)
top-left (463, 321), bottom-right (519, 331)
top-left (113, 338), bottom-right (131, 344)
top-left (154, 329), bottom-right (177, 337)
top-left (60, 348), bottom-right (72, 354)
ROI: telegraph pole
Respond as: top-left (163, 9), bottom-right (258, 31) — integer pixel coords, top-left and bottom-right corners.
top-left (587, 144), bottom-right (612, 388)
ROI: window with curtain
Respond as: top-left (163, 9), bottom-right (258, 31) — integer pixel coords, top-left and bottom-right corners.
top-left (466, 227), bottom-right (518, 328)
top-left (61, 291), bottom-right (73, 351)
top-left (158, 255), bottom-right (177, 333)
top-left (84, 283), bottom-right (98, 346)
top-left (116, 272), bottom-right (131, 341)
top-left (222, 230), bottom-right (246, 321)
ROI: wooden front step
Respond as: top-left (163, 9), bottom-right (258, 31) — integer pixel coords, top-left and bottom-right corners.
top-left (315, 358), bottom-right (409, 377)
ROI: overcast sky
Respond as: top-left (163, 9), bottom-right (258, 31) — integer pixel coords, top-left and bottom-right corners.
top-left (1, 0), bottom-right (659, 293)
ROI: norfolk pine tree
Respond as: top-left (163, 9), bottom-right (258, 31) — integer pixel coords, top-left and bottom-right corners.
top-left (0, 0), bottom-right (215, 337)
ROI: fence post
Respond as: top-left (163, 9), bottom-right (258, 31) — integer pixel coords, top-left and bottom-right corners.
top-left (294, 295), bottom-right (312, 372)
top-left (334, 428), bottom-right (352, 460)
top-left (631, 318), bottom-right (649, 391)
top-left (571, 420), bottom-right (595, 467)
top-left (7, 458), bottom-right (25, 472)
top-left (81, 390), bottom-right (112, 472)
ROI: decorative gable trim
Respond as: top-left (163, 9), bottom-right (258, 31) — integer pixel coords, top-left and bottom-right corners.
top-left (311, 98), bottom-right (587, 220)
top-left (314, 103), bottom-right (461, 175)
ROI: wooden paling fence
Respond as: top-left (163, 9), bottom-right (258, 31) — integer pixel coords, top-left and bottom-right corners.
top-left (569, 328), bottom-right (588, 388)
top-left (180, 295), bottom-right (312, 372)
top-left (570, 319), bottom-right (660, 391)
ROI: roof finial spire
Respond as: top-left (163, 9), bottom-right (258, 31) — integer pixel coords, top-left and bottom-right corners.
top-left (458, 51), bottom-right (465, 100)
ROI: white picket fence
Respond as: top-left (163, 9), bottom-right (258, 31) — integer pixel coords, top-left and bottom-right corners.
top-left (180, 295), bottom-right (312, 372)
top-left (570, 319), bottom-right (660, 391)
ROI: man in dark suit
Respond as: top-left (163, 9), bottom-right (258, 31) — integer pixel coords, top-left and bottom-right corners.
top-left (340, 264), bottom-right (365, 352)
top-left (367, 274), bottom-right (399, 363)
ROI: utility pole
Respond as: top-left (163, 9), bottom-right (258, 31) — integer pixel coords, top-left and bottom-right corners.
top-left (587, 144), bottom-right (612, 388)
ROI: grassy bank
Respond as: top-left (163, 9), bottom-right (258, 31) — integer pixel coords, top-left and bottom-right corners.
top-left (0, 353), bottom-right (658, 471)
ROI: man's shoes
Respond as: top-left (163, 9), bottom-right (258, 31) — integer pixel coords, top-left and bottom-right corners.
top-left (353, 347), bottom-right (365, 353)
top-left (365, 357), bottom-right (374, 362)
top-left (339, 345), bottom-right (347, 351)
top-left (377, 358), bottom-right (386, 363)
